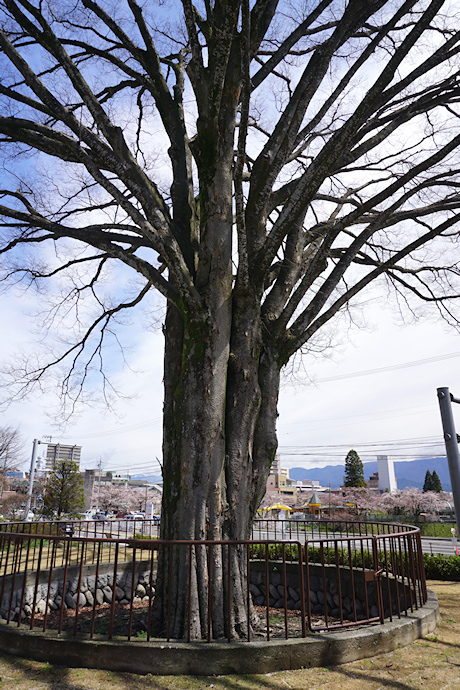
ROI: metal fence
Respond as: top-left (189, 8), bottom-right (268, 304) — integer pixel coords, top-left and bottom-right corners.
top-left (0, 520), bottom-right (426, 642)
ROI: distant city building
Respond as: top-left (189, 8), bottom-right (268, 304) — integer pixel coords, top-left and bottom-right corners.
top-left (299, 479), bottom-right (321, 489)
top-left (367, 471), bottom-right (379, 490)
top-left (271, 454), bottom-right (281, 475)
top-left (367, 456), bottom-right (398, 492)
top-left (266, 455), bottom-right (297, 498)
top-left (377, 455), bottom-right (397, 493)
top-left (266, 456), bottom-right (326, 498)
top-left (45, 444), bottom-right (82, 473)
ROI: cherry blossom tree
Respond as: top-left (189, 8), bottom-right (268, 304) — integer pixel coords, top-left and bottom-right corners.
top-left (94, 484), bottom-right (161, 513)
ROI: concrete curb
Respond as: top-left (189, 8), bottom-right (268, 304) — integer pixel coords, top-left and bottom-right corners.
top-left (0, 590), bottom-right (440, 676)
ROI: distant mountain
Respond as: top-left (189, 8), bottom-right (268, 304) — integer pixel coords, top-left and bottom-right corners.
top-left (131, 458), bottom-right (451, 491)
top-left (131, 474), bottom-right (163, 484)
top-left (289, 457), bottom-right (452, 491)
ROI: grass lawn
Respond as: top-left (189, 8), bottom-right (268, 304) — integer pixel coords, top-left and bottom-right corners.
top-left (0, 580), bottom-right (458, 689)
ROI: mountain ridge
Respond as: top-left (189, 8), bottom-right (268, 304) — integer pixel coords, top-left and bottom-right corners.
top-left (288, 457), bottom-right (451, 491)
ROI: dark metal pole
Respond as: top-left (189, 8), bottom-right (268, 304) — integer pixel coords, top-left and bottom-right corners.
top-left (437, 387), bottom-right (460, 536)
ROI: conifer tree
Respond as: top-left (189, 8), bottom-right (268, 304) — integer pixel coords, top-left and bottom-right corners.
top-left (344, 450), bottom-right (367, 488)
top-left (423, 470), bottom-right (433, 493)
top-left (43, 460), bottom-right (84, 518)
top-left (431, 470), bottom-right (443, 493)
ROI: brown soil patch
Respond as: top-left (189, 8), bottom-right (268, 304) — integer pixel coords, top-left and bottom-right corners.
top-left (32, 601), bottom-right (153, 638)
top-left (31, 601), bottom-right (342, 640)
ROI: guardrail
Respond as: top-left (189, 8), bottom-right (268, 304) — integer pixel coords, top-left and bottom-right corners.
top-left (0, 520), bottom-right (426, 642)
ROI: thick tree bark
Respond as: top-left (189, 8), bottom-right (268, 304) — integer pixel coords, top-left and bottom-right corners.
top-left (153, 274), bottom-right (282, 639)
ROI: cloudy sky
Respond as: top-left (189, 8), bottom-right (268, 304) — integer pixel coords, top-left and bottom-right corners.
top-left (1, 281), bottom-right (458, 479)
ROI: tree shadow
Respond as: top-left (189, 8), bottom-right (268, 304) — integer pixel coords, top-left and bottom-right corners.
top-left (0, 653), bottom-right (172, 690)
top-left (187, 675), bottom-right (290, 690)
top-left (423, 636), bottom-right (460, 650)
top-left (333, 666), bottom-right (425, 689)
top-left (0, 654), bottom-right (86, 690)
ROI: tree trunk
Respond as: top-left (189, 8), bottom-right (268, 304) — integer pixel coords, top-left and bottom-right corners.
top-left (153, 277), bottom-right (282, 638)
top-left (152, 43), bottom-right (283, 638)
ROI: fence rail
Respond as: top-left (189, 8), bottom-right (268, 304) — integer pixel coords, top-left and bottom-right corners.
top-left (0, 520), bottom-right (426, 642)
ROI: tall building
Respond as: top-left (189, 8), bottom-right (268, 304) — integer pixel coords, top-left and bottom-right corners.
top-left (377, 455), bottom-right (397, 493)
top-left (44, 444), bottom-right (82, 473)
top-left (271, 454), bottom-right (281, 474)
top-left (266, 455), bottom-right (297, 498)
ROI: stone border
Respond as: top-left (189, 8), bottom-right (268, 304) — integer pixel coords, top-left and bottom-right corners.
top-left (0, 589), bottom-right (439, 675)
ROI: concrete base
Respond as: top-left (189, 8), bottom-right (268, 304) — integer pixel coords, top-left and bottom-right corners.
top-left (0, 590), bottom-right (440, 676)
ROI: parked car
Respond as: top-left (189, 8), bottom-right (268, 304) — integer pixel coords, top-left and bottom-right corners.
top-left (125, 512), bottom-right (144, 520)
top-left (116, 511), bottom-right (128, 518)
top-left (78, 511), bottom-right (94, 521)
top-left (290, 512), bottom-right (305, 520)
top-left (17, 510), bottom-right (35, 521)
top-left (152, 514), bottom-right (161, 525)
top-left (59, 522), bottom-right (74, 537)
top-left (94, 511), bottom-right (107, 521)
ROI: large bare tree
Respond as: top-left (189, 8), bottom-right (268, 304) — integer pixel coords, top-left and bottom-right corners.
top-left (1, 0), bottom-right (460, 638)
top-left (0, 424), bottom-right (24, 498)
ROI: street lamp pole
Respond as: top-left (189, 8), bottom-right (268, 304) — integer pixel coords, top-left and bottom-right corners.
top-left (24, 439), bottom-right (41, 520)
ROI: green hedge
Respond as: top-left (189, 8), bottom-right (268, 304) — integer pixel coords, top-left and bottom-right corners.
top-left (250, 543), bottom-right (375, 569)
top-left (251, 545), bottom-right (460, 580)
top-left (423, 553), bottom-right (460, 580)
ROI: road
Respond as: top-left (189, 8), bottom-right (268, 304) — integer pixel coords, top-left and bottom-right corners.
top-left (69, 522), bottom-right (459, 556)
top-left (250, 525), bottom-right (460, 556)
top-left (421, 537), bottom-right (459, 556)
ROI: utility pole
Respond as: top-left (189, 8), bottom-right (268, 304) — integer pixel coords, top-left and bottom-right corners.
top-left (96, 458), bottom-right (102, 510)
top-left (24, 439), bottom-right (41, 520)
top-left (437, 387), bottom-right (460, 537)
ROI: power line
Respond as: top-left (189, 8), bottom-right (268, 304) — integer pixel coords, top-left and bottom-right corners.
top-left (277, 433), bottom-right (447, 463)
top-left (281, 403), bottom-right (432, 427)
top-left (280, 434), bottom-right (442, 450)
top-left (315, 351), bottom-right (460, 383)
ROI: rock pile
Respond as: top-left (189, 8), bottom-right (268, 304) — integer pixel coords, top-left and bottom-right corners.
top-left (3, 568), bottom-right (154, 623)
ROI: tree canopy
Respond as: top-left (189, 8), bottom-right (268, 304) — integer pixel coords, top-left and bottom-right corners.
top-left (423, 469), bottom-right (443, 492)
top-left (0, 425), bottom-right (23, 474)
top-left (1, 0), bottom-right (460, 639)
top-left (43, 459), bottom-right (84, 517)
top-left (432, 470), bottom-right (443, 492)
top-left (344, 449), bottom-right (367, 488)
top-left (423, 469), bottom-right (433, 492)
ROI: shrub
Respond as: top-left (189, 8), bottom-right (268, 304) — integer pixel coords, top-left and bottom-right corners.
top-left (423, 553), bottom-right (460, 580)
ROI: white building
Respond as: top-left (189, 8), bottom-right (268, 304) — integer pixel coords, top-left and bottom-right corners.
top-left (44, 443), bottom-right (82, 473)
top-left (377, 455), bottom-right (397, 493)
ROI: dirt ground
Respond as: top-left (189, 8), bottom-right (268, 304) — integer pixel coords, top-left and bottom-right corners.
top-left (0, 580), bottom-right (458, 690)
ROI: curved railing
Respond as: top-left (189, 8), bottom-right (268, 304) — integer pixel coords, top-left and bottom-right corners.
top-left (0, 519), bottom-right (426, 642)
